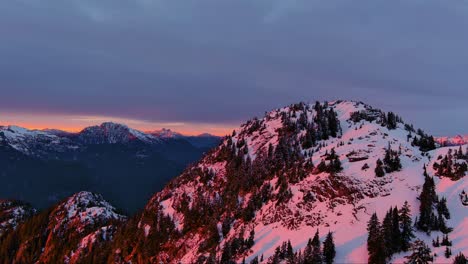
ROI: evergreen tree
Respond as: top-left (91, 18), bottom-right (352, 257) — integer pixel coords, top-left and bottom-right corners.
top-left (445, 247), bottom-right (452, 258)
top-left (247, 230), bottom-right (255, 248)
top-left (453, 253), bottom-right (467, 264)
top-left (432, 236), bottom-right (440, 247)
top-left (375, 159), bottom-right (385, 177)
top-left (441, 234), bottom-right (452, 246)
top-left (391, 206), bottom-right (402, 253)
top-left (322, 231), bottom-right (336, 264)
top-left (382, 208), bottom-right (394, 257)
top-left (287, 240), bottom-right (294, 261)
top-left (249, 256), bottom-right (259, 264)
top-left (311, 229), bottom-right (323, 264)
top-left (303, 238), bottom-right (313, 264)
top-left (417, 172), bottom-right (438, 233)
top-left (383, 145), bottom-right (402, 173)
top-left (387, 112), bottom-right (397, 130)
top-left (437, 197), bottom-right (450, 220)
top-left (367, 213), bottom-right (386, 264)
top-left (404, 239), bottom-right (433, 264)
top-left (399, 201), bottom-right (415, 251)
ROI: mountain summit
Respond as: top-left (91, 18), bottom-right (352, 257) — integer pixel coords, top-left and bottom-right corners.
top-left (127, 100), bottom-right (466, 263)
top-left (77, 122), bottom-right (159, 145)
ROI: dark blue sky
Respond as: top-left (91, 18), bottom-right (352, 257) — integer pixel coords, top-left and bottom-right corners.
top-left (0, 0), bottom-right (467, 135)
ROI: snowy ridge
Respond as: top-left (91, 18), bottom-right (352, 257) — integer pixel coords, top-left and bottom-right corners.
top-left (52, 191), bottom-right (125, 233)
top-left (77, 122), bottom-right (160, 144)
top-left (0, 122), bottom-right (219, 158)
top-left (38, 191), bottom-right (125, 263)
top-left (0, 125), bottom-right (76, 156)
top-left (0, 199), bottom-right (35, 237)
top-left (435, 135), bottom-right (468, 147)
top-left (139, 100), bottom-right (467, 263)
top-left (148, 128), bottom-right (184, 139)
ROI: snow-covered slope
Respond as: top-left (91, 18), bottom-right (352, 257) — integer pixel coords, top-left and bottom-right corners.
top-left (49, 191), bottom-right (125, 234)
top-left (132, 100), bottom-right (467, 263)
top-left (1, 191), bottom-right (125, 264)
top-left (0, 200), bottom-right (35, 237)
top-left (0, 125), bottom-right (76, 157)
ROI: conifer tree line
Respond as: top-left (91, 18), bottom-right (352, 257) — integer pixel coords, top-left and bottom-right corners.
top-left (316, 148), bottom-right (343, 175)
top-left (410, 129), bottom-right (436, 152)
top-left (416, 166), bottom-right (452, 234)
top-left (349, 108), bottom-right (403, 131)
top-left (367, 201), bottom-right (414, 264)
top-left (375, 143), bottom-right (402, 177)
top-left (453, 253), bottom-right (467, 264)
top-left (433, 147), bottom-right (467, 180)
top-left (404, 239), bottom-right (433, 264)
top-left (285, 101), bottom-right (341, 149)
top-left (248, 230), bottom-right (335, 264)
top-left (220, 229), bottom-right (256, 264)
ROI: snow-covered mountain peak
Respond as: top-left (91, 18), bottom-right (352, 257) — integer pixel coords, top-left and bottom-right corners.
top-left (77, 122), bottom-right (158, 144)
top-left (0, 199), bottom-right (35, 237)
top-left (148, 128), bottom-right (183, 138)
top-left (223, 100), bottom-right (396, 163)
top-left (0, 124), bottom-right (74, 156)
top-left (52, 191), bottom-right (125, 232)
top-left (436, 134), bottom-right (468, 146)
top-left (1, 125), bottom-right (58, 139)
top-left (133, 100), bottom-right (466, 263)
top-left (5, 191), bottom-right (126, 264)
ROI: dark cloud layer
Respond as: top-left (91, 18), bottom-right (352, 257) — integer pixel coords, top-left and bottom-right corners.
top-left (1, 0), bottom-right (467, 135)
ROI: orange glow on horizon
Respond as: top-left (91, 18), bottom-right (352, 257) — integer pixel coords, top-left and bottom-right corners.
top-left (0, 113), bottom-right (234, 136)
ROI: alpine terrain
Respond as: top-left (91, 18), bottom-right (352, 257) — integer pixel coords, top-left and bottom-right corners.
top-left (0, 100), bottom-right (466, 264)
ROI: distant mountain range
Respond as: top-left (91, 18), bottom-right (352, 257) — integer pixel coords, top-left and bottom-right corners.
top-left (0, 122), bottom-right (221, 213)
top-left (435, 135), bottom-right (468, 146)
top-left (148, 128), bottom-right (222, 150)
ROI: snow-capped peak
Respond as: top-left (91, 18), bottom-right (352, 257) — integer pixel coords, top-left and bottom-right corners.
top-left (52, 191), bottom-right (125, 233)
top-left (135, 100), bottom-right (467, 264)
top-left (77, 122), bottom-right (159, 144)
top-left (435, 135), bottom-right (468, 146)
top-left (0, 199), bottom-right (35, 237)
top-left (148, 128), bottom-right (183, 139)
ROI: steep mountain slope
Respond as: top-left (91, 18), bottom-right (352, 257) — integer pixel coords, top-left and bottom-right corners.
top-left (112, 100), bottom-right (467, 263)
top-left (0, 123), bottom-right (220, 213)
top-left (0, 200), bottom-right (35, 237)
top-left (0, 191), bottom-right (125, 264)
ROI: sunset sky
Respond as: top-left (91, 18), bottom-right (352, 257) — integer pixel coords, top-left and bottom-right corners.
top-left (1, 0), bottom-right (467, 136)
